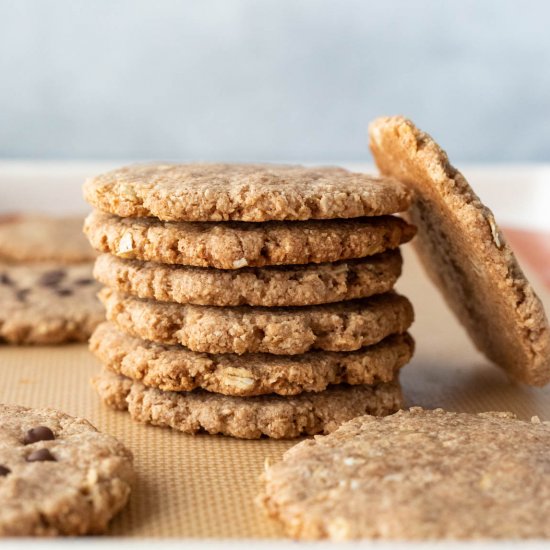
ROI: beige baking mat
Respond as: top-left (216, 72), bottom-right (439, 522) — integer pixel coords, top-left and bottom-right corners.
top-left (1, 247), bottom-right (549, 538)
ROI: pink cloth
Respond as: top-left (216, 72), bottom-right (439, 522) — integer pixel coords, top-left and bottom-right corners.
top-left (504, 228), bottom-right (550, 289)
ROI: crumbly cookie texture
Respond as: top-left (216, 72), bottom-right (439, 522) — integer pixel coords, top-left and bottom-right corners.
top-left (369, 116), bottom-right (550, 386)
top-left (260, 407), bottom-right (550, 540)
top-left (93, 251), bottom-right (403, 307)
top-left (84, 210), bottom-right (415, 268)
top-left (90, 322), bottom-right (414, 396)
top-left (83, 163), bottom-right (412, 222)
top-left (0, 262), bottom-right (103, 344)
top-left (0, 214), bottom-right (95, 264)
top-left (99, 289), bottom-right (414, 356)
top-left (93, 369), bottom-right (403, 439)
top-left (0, 403), bottom-right (133, 536)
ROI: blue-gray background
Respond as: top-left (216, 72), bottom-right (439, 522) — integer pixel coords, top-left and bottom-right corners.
top-left (1, 0), bottom-right (549, 161)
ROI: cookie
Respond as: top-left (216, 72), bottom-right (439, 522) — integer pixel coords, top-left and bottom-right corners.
top-left (84, 210), bottom-right (415, 269)
top-left (93, 368), bottom-right (403, 439)
top-left (99, 289), bottom-right (414, 355)
top-left (369, 116), bottom-right (550, 386)
top-left (260, 407), bottom-right (550, 540)
top-left (0, 263), bottom-right (103, 344)
top-left (93, 250), bottom-right (403, 307)
top-left (0, 214), bottom-right (95, 264)
top-left (90, 322), bottom-right (414, 396)
top-left (0, 403), bottom-right (133, 536)
top-left (83, 163), bottom-right (412, 222)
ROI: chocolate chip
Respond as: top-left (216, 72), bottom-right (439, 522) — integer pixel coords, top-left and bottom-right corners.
top-left (26, 448), bottom-right (56, 462)
top-left (56, 288), bottom-right (73, 297)
top-left (0, 465), bottom-right (10, 476)
top-left (15, 288), bottom-right (30, 302)
top-left (23, 426), bottom-right (55, 445)
top-left (74, 278), bottom-right (94, 286)
top-left (0, 273), bottom-right (14, 285)
top-left (39, 269), bottom-right (66, 287)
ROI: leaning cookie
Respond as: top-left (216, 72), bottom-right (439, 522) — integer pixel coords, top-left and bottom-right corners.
top-left (99, 289), bottom-right (414, 355)
top-left (0, 214), bottom-right (96, 264)
top-left (369, 116), bottom-right (550, 386)
top-left (0, 403), bottom-right (133, 536)
top-left (90, 322), bottom-right (414, 396)
top-left (260, 407), bottom-right (550, 540)
top-left (93, 250), bottom-right (403, 307)
top-left (93, 369), bottom-right (403, 439)
top-left (84, 210), bottom-right (415, 268)
top-left (83, 163), bottom-right (411, 222)
top-left (0, 263), bottom-right (103, 344)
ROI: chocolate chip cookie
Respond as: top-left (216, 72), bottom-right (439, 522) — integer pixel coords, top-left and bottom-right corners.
top-left (0, 263), bottom-right (103, 344)
top-left (0, 403), bottom-right (133, 536)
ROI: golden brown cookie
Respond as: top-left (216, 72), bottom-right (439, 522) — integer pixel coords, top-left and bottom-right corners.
top-left (0, 263), bottom-right (103, 345)
top-left (369, 115), bottom-right (550, 386)
top-left (90, 322), bottom-right (414, 396)
top-left (260, 407), bottom-right (550, 540)
top-left (93, 368), bottom-right (403, 439)
top-left (83, 163), bottom-right (411, 222)
top-left (0, 403), bottom-right (133, 536)
top-left (93, 251), bottom-right (403, 307)
top-left (99, 289), bottom-right (414, 355)
top-left (84, 210), bottom-right (415, 268)
top-left (0, 214), bottom-right (95, 264)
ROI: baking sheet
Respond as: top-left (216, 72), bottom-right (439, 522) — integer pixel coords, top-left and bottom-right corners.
top-left (1, 162), bottom-right (550, 541)
top-left (1, 246), bottom-right (549, 539)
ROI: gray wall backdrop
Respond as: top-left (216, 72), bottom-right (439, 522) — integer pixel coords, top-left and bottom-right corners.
top-left (1, 0), bottom-right (549, 162)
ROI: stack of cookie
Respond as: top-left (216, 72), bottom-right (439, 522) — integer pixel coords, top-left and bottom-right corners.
top-left (83, 164), bottom-right (416, 438)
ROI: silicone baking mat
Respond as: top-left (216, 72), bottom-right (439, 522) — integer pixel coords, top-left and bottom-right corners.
top-left (1, 245), bottom-right (549, 538)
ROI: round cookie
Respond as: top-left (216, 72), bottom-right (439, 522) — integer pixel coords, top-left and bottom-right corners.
top-left (0, 403), bottom-right (133, 536)
top-left (99, 289), bottom-right (414, 355)
top-left (93, 368), bottom-right (403, 439)
top-left (0, 214), bottom-right (95, 264)
top-left (0, 263), bottom-right (103, 344)
top-left (90, 322), bottom-right (414, 396)
top-left (369, 116), bottom-right (550, 386)
top-left (83, 163), bottom-right (411, 222)
top-left (84, 210), bottom-right (415, 268)
top-left (93, 250), bottom-right (403, 307)
top-left (260, 407), bottom-right (550, 540)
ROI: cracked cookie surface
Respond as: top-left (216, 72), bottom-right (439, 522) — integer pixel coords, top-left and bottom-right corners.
top-left (84, 210), bottom-right (415, 268)
top-left (93, 250), bottom-right (403, 307)
top-left (83, 163), bottom-right (411, 222)
top-left (93, 368), bottom-right (403, 439)
top-left (99, 289), bottom-right (414, 355)
top-left (90, 322), bottom-right (413, 396)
